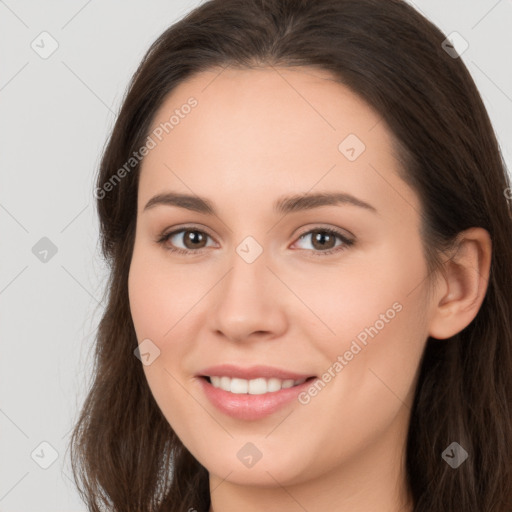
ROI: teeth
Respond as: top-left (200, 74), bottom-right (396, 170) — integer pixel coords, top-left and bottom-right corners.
top-left (208, 376), bottom-right (307, 394)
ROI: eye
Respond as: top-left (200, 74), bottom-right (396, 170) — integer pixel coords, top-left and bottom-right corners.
top-left (156, 225), bottom-right (354, 256)
top-left (156, 227), bottom-right (216, 255)
top-left (291, 227), bottom-right (354, 256)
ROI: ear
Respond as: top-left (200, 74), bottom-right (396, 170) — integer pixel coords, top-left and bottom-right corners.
top-left (428, 227), bottom-right (492, 340)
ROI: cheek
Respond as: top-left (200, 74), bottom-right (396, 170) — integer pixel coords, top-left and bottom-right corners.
top-left (302, 238), bottom-right (428, 355)
top-left (128, 241), bottom-right (198, 342)
top-left (128, 246), bottom-right (202, 433)
top-left (127, 240), bottom-right (211, 401)
top-left (301, 238), bottom-right (430, 418)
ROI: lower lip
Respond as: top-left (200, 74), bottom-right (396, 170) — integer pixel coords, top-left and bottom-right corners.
top-left (198, 376), bottom-right (316, 420)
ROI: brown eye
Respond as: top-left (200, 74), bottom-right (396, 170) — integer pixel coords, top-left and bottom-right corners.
top-left (181, 230), bottom-right (208, 249)
top-left (157, 228), bottom-right (214, 255)
top-left (309, 230), bottom-right (337, 250)
top-left (157, 226), bottom-right (354, 257)
top-left (292, 227), bottom-right (355, 257)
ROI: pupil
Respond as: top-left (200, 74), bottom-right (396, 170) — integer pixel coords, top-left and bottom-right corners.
top-left (186, 230), bottom-right (204, 248)
top-left (314, 231), bottom-right (333, 249)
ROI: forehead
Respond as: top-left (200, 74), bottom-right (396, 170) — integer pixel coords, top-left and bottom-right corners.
top-left (147, 65), bottom-right (384, 141)
top-left (138, 66), bottom-right (416, 218)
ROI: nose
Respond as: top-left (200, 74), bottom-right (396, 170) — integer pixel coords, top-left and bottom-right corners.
top-left (209, 247), bottom-right (288, 343)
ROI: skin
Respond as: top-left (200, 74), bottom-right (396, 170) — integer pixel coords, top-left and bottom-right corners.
top-left (127, 66), bottom-right (492, 512)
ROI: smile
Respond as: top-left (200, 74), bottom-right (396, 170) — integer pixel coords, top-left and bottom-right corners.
top-left (206, 376), bottom-right (311, 395)
top-left (197, 374), bottom-right (317, 420)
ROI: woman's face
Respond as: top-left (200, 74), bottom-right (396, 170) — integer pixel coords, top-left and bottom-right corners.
top-left (128, 66), bottom-right (435, 493)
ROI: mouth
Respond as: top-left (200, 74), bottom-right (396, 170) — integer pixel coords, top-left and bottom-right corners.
top-left (197, 373), bottom-right (318, 420)
top-left (199, 375), bottom-right (317, 395)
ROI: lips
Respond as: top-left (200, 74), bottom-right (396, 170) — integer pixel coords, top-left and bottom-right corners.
top-left (197, 363), bottom-right (315, 381)
top-left (195, 364), bottom-right (318, 420)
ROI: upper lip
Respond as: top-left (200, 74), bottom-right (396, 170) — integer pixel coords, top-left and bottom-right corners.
top-left (197, 364), bottom-right (316, 381)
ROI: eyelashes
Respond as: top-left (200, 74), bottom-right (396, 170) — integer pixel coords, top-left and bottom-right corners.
top-left (156, 225), bottom-right (355, 257)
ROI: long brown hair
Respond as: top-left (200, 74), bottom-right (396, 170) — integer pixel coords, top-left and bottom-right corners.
top-left (69, 0), bottom-right (512, 510)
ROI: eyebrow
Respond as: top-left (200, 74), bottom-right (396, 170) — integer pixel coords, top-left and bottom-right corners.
top-left (143, 191), bottom-right (378, 215)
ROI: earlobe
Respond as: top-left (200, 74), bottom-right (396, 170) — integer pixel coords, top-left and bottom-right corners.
top-left (428, 227), bottom-right (492, 340)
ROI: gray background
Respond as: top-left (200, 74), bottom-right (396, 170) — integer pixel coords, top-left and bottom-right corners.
top-left (0, 1), bottom-right (511, 510)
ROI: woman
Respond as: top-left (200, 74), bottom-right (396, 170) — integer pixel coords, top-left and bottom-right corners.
top-left (70, 0), bottom-right (512, 511)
